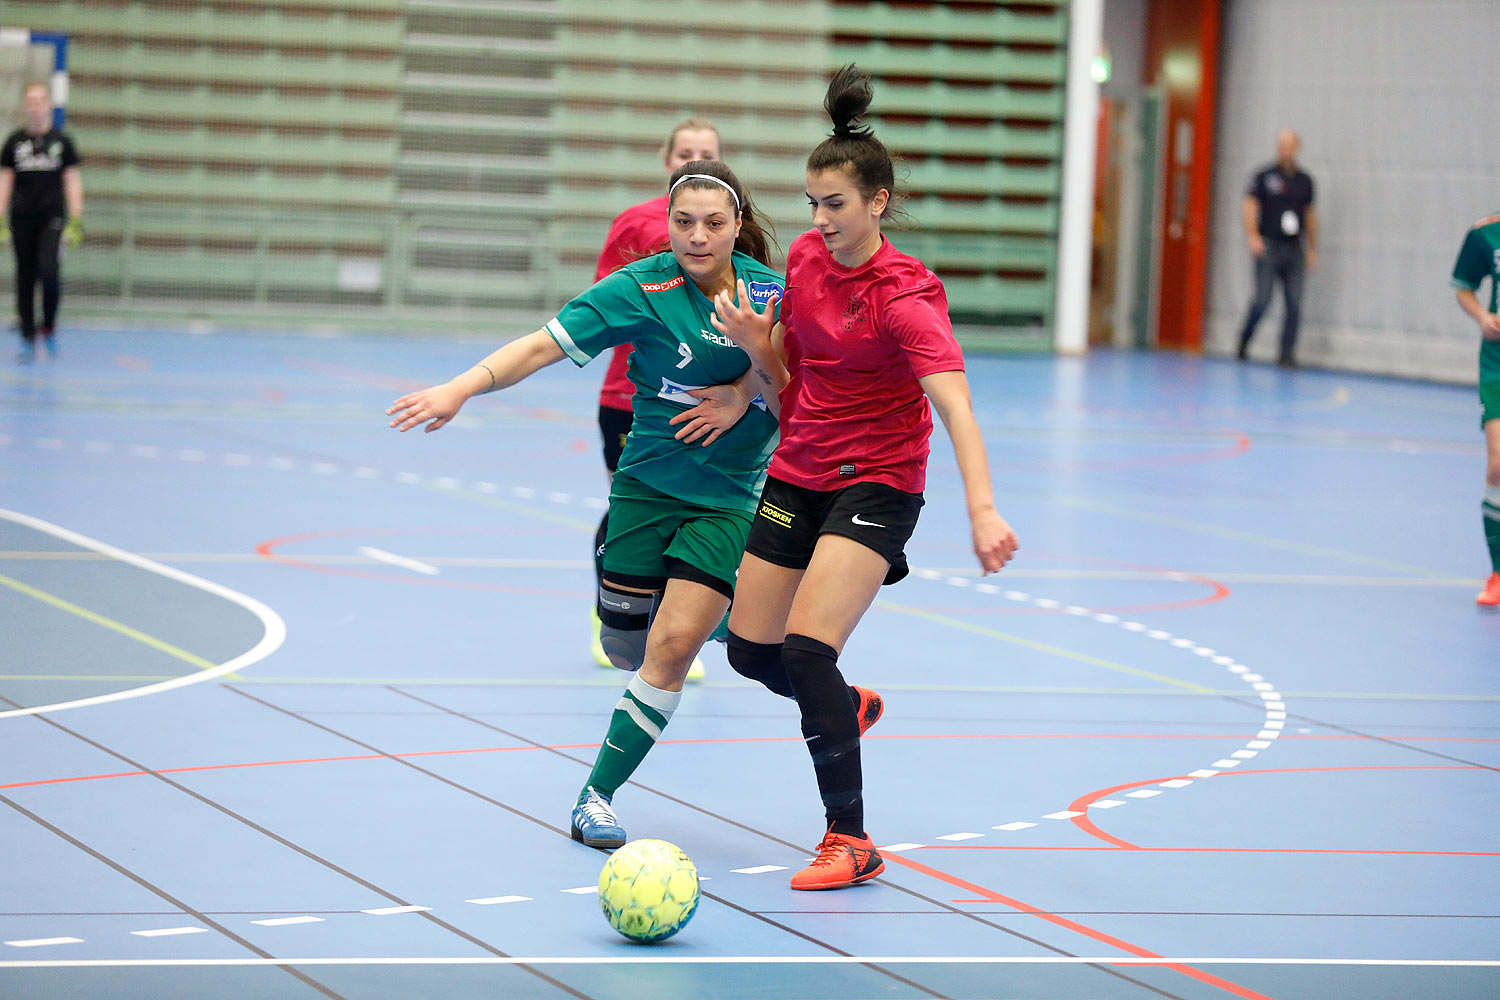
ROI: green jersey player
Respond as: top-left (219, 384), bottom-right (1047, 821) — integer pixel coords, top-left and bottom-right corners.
top-left (1449, 211), bottom-right (1500, 605)
top-left (388, 159), bottom-right (786, 846)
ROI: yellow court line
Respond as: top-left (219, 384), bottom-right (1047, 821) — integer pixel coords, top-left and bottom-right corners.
top-left (0, 572), bottom-right (215, 671)
top-left (874, 600), bottom-right (1216, 694)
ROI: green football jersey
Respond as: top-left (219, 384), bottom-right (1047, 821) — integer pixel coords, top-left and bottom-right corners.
top-left (1451, 212), bottom-right (1500, 382)
top-left (545, 250), bottom-right (784, 512)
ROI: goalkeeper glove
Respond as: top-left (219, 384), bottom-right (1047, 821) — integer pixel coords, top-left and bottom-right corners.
top-left (63, 216), bottom-right (83, 249)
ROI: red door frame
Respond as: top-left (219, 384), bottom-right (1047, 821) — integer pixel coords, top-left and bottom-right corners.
top-left (1146, 0), bottom-right (1221, 351)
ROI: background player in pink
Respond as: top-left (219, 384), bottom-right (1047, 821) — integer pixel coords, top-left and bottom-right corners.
top-left (710, 65), bottom-right (1019, 891)
top-left (589, 117), bottom-right (723, 673)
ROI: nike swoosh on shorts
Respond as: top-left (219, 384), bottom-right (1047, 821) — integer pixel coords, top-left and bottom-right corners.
top-left (850, 514), bottom-right (887, 528)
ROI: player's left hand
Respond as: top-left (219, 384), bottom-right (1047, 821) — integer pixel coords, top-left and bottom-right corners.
top-left (709, 279), bottom-right (778, 357)
top-left (386, 381), bottom-right (467, 433)
top-left (971, 506), bottom-right (1019, 575)
top-left (669, 383), bottom-right (750, 446)
top-left (62, 216), bottom-right (82, 249)
top-left (1480, 312), bottom-right (1500, 341)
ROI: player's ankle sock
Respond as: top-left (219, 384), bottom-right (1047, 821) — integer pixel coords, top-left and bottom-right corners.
top-left (582, 673), bottom-right (681, 800)
top-left (1484, 486), bottom-right (1500, 572)
top-left (783, 633), bottom-right (864, 837)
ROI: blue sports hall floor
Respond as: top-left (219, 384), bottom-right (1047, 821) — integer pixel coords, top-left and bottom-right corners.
top-left (1, 326), bottom-right (1496, 1000)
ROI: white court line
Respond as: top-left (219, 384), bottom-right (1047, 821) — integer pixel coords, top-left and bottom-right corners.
top-left (0, 956), bottom-right (1494, 968)
top-left (361, 906), bottom-right (430, 916)
top-left (356, 546), bottom-right (440, 576)
top-left (130, 927), bottom-right (207, 938)
top-left (251, 916), bottom-right (324, 927)
top-left (0, 510), bottom-right (287, 720)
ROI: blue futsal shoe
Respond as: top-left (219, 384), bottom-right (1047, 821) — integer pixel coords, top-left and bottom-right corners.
top-left (571, 787), bottom-right (627, 849)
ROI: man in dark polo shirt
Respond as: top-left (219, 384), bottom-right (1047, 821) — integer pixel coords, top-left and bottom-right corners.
top-left (1, 81), bottom-right (83, 362)
top-left (1236, 129), bottom-right (1317, 367)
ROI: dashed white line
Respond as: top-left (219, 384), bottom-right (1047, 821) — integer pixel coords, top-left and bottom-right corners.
top-left (360, 905), bottom-right (430, 916)
top-left (358, 547), bottom-right (440, 576)
top-left (252, 917), bottom-right (324, 927)
top-left (466, 896), bottom-right (531, 906)
top-left (4, 938), bottom-right (82, 948)
top-left (936, 832), bottom-right (983, 841)
top-left (993, 822), bottom-right (1036, 832)
top-left (560, 887), bottom-right (596, 895)
top-left (1043, 810), bottom-right (1085, 820)
top-left (731, 865), bottom-right (788, 874)
top-left (131, 927), bottom-right (208, 938)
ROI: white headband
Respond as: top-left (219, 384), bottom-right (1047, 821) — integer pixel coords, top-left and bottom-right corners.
top-left (669, 173), bottom-right (741, 212)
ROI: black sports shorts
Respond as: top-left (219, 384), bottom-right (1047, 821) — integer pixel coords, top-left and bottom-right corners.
top-left (745, 474), bottom-right (924, 586)
top-left (598, 404), bottom-right (632, 473)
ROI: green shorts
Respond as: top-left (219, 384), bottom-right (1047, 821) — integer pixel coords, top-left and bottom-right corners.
top-left (1482, 380), bottom-right (1500, 427)
top-left (601, 474), bottom-right (753, 597)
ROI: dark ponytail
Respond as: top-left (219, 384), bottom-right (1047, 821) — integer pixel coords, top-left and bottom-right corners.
top-left (667, 159), bottom-right (780, 267)
top-left (808, 64), bottom-right (906, 223)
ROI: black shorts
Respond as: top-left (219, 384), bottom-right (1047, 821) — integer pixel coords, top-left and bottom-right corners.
top-left (745, 474), bottom-right (924, 586)
top-left (598, 404), bottom-right (632, 473)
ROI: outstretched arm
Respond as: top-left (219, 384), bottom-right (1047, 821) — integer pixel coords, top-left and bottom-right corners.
top-left (920, 369), bottom-right (1019, 574)
top-left (386, 329), bottom-right (566, 433)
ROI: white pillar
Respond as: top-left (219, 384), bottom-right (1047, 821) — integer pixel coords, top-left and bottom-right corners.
top-left (1053, 0), bottom-right (1105, 355)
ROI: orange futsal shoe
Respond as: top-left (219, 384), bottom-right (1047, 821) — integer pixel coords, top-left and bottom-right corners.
top-left (1477, 572), bottom-right (1500, 607)
top-left (790, 828), bottom-right (886, 891)
top-left (853, 685), bottom-right (883, 736)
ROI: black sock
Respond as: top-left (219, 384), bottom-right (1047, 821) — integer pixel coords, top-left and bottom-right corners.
top-left (783, 633), bottom-right (863, 837)
top-left (593, 510), bottom-right (608, 588)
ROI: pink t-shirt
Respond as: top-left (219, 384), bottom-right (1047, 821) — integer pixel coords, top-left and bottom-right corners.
top-left (770, 229), bottom-right (964, 494)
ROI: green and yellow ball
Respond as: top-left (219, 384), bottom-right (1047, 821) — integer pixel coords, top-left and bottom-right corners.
top-left (597, 838), bottom-right (700, 943)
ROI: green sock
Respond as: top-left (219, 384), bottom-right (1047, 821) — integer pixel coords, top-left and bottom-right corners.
top-left (580, 673), bottom-right (681, 802)
top-left (1484, 487), bottom-right (1500, 573)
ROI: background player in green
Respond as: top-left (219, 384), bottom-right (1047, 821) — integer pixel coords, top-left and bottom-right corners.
top-left (1450, 212), bottom-right (1500, 606)
top-left (387, 159), bottom-right (785, 846)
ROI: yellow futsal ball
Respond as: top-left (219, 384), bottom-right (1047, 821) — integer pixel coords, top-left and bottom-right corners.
top-left (597, 838), bottom-right (700, 943)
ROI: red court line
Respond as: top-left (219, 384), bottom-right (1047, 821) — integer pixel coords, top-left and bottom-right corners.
top-left (1066, 766), bottom-right (1489, 850)
top-left (932, 845), bottom-right (1500, 858)
top-left (255, 526), bottom-right (587, 597)
top-left (884, 851), bottom-right (1277, 1000)
top-left (6, 738), bottom-right (1494, 794)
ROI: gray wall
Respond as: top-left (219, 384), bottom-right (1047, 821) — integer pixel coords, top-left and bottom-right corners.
top-left (1207, 0), bottom-right (1500, 382)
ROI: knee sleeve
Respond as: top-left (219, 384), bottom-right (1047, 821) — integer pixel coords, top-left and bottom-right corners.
top-left (783, 634), bottom-right (857, 765)
top-left (726, 631), bottom-right (792, 698)
top-left (597, 582), bottom-right (656, 671)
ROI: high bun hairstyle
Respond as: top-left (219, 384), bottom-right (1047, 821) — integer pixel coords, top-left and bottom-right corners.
top-left (808, 64), bottom-right (904, 223)
top-left (667, 159), bottom-right (779, 267)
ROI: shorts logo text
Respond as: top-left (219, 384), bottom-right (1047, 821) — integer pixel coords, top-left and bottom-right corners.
top-left (758, 501), bottom-right (795, 527)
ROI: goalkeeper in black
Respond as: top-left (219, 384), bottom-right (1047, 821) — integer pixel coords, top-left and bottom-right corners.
top-left (1, 80), bottom-right (83, 360)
